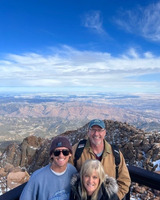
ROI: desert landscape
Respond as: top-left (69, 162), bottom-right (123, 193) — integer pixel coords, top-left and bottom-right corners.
top-left (0, 93), bottom-right (160, 153)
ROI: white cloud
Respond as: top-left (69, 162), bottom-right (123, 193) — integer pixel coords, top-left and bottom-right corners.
top-left (127, 48), bottom-right (139, 59)
top-left (115, 2), bottom-right (160, 42)
top-left (82, 10), bottom-right (106, 35)
top-left (144, 52), bottom-right (154, 58)
top-left (0, 46), bottom-right (160, 93)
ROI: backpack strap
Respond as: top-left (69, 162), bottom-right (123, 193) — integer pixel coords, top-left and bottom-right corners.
top-left (111, 144), bottom-right (120, 179)
top-left (74, 139), bottom-right (87, 168)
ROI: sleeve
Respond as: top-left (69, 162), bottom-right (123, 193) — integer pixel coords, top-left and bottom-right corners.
top-left (19, 177), bottom-right (38, 200)
top-left (117, 151), bottom-right (131, 200)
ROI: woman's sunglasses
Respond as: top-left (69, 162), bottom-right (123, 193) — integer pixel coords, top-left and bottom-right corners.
top-left (53, 149), bottom-right (70, 157)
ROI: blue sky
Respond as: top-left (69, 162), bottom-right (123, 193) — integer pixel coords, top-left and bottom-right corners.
top-left (0, 0), bottom-right (160, 95)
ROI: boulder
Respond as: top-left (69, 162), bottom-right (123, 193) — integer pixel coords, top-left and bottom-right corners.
top-left (7, 171), bottom-right (30, 190)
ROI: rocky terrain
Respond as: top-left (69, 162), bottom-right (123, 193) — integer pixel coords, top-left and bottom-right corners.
top-left (0, 120), bottom-right (160, 199)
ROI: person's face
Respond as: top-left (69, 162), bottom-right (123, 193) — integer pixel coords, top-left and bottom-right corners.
top-left (51, 147), bottom-right (71, 170)
top-left (83, 170), bottom-right (100, 196)
top-left (88, 125), bottom-right (106, 146)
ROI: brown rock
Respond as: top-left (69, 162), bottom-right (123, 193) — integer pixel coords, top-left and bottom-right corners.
top-left (133, 140), bottom-right (143, 147)
top-left (7, 171), bottom-right (30, 190)
top-left (0, 168), bottom-right (7, 177)
top-left (4, 163), bottom-right (14, 172)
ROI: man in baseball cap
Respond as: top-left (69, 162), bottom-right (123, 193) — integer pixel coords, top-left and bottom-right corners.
top-left (20, 136), bottom-right (77, 200)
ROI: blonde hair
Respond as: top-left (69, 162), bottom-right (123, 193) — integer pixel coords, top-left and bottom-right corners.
top-left (80, 160), bottom-right (105, 200)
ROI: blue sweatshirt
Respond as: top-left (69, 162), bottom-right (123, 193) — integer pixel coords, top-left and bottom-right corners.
top-left (20, 163), bottom-right (77, 200)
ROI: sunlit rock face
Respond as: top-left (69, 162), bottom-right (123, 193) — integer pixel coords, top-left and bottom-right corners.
top-left (7, 170), bottom-right (30, 190)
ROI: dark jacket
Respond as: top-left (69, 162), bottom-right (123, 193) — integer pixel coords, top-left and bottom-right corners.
top-left (70, 173), bottom-right (119, 200)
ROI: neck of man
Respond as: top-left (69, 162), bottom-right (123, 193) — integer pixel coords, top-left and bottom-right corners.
top-left (90, 140), bottom-right (104, 155)
top-left (50, 162), bottom-right (67, 173)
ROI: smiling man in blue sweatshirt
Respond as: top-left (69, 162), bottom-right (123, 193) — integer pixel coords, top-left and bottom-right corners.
top-left (20, 136), bottom-right (77, 200)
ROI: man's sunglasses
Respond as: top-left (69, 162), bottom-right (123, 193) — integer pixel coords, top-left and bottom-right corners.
top-left (53, 149), bottom-right (70, 157)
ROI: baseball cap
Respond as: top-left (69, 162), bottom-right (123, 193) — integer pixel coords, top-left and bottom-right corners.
top-left (88, 119), bottom-right (105, 129)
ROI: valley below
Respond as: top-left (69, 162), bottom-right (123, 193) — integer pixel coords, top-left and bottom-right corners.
top-left (0, 93), bottom-right (160, 152)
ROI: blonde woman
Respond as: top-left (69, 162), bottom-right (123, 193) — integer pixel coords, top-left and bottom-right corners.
top-left (70, 159), bottom-right (119, 200)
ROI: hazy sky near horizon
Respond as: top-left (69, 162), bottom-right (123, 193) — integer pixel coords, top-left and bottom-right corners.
top-left (0, 0), bottom-right (160, 94)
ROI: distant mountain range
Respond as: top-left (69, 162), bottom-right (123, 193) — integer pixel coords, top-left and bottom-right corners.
top-left (0, 93), bottom-right (160, 152)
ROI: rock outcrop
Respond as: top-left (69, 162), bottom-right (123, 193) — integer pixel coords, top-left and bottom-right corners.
top-left (7, 170), bottom-right (30, 190)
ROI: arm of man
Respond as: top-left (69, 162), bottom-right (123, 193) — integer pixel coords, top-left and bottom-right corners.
top-left (117, 151), bottom-right (131, 200)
